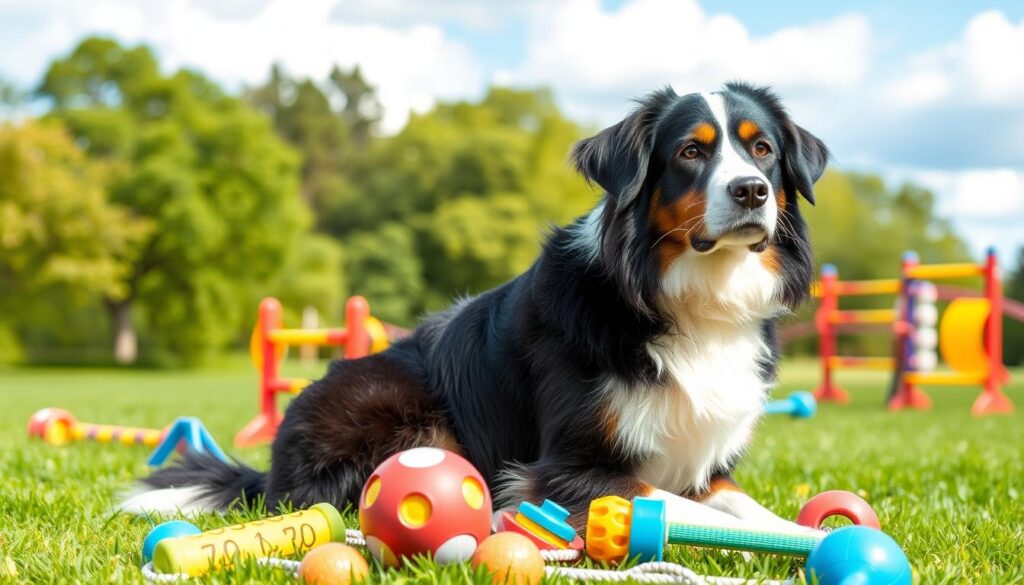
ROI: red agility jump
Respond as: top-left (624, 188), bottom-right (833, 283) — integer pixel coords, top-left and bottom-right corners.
top-left (890, 249), bottom-right (1013, 416)
top-left (235, 296), bottom-right (389, 447)
top-left (812, 266), bottom-right (901, 404)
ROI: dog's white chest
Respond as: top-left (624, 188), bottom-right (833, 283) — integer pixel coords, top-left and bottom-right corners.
top-left (606, 318), bottom-right (770, 495)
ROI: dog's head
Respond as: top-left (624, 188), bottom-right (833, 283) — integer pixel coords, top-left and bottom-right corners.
top-left (571, 82), bottom-right (827, 318)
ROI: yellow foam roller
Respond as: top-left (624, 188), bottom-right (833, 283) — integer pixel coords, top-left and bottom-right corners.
top-left (939, 298), bottom-right (990, 374)
top-left (153, 503), bottom-right (346, 576)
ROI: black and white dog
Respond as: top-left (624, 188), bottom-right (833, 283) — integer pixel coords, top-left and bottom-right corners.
top-left (124, 82), bottom-right (828, 534)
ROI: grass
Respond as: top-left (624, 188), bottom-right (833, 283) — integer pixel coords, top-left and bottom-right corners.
top-left (0, 358), bottom-right (1022, 584)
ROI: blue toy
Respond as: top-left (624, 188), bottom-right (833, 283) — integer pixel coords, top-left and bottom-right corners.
top-left (806, 526), bottom-right (911, 585)
top-left (147, 417), bottom-right (229, 467)
top-left (590, 496), bottom-right (911, 585)
top-left (142, 520), bottom-right (201, 564)
top-left (765, 391), bottom-right (817, 418)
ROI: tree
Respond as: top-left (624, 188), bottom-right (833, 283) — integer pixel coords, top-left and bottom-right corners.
top-left (1005, 247), bottom-right (1024, 365)
top-left (245, 65), bottom-right (383, 236)
top-left (38, 38), bottom-right (311, 364)
top-left (0, 120), bottom-right (149, 362)
top-left (339, 87), bottom-right (595, 320)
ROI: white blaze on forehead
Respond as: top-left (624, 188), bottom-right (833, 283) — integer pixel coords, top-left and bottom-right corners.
top-left (699, 92), bottom-right (776, 241)
top-left (398, 447), bottom-right (446, 468)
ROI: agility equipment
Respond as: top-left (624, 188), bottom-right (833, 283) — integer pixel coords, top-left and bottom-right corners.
top-left (763, 391), bottom-right (816, 418)
top-left (586, 496), bottom-right (909, 584)
top-left (812, 265), bottom-right (901, 403)
top-left (235, 296), bottom-right (390, 446)
top-left (147, 503), bottom-right (346, 577)
top-left (890, 248), bottom-right (1013, 415)
top-left (26, 408), bottom-right (227, 466)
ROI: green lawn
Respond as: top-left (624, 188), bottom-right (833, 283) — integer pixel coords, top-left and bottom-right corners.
top-left (1, 359), bottom-right (1022, 584)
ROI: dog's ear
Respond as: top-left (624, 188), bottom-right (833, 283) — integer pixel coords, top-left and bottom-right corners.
top-left (782, 122), bottom-right (829, 205)
top-left (571, 88), bottom-right (676, 208)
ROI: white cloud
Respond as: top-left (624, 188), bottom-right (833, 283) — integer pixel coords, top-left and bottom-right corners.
top-left (881, 10), bottom-right (1024, 110)
top-left (888, 167), bottom-right (1024, 260)
top-left (330, 0), bottom-right (543, 31)
top-left (0, 0), bottom-right (485, 132)
top-left (503, 0), bottom-right (870, 123)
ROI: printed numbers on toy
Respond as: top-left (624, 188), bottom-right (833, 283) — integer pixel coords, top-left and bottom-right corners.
top-left (201, 540), bottom-right (243, 566)
top-left (299, 523), bottom-right (316, 550)
top-left (283, 526), bottom-right (298, 551)
top-left (255, 531), bottom-right (272, 555)
top-left (202, 543), bottom-right (217, 564)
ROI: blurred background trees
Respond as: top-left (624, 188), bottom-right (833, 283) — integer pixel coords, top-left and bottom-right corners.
top-left (1, 35), bottom-right (1020, 366)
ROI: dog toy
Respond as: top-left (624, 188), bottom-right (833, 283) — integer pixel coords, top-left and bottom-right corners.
top-left (358, 447), bottom-right (492, 567)
top-left (142, 521), bottom-right (201, 564)
top-left (587, 496), bottom-right (910, 583)
top-left (495, 499), bottom-right (585, 551)
top-left (26, 408), bottom-right (228, 466)
top-left (764, 391), bottom-right (817, 418)
top-left (796, 490), bottom-right (881, 529)
top-left (149, 503), bottom-right (346, 577)
top-left (471, 533), bottom-right (545, 585)
top-left (298, 542), bottom-right (370, 585)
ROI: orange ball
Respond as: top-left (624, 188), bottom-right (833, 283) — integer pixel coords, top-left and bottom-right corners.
top-left (471, 533), bottom-right (545, 585)
top-left (299, 543), bottom-right (370, 585)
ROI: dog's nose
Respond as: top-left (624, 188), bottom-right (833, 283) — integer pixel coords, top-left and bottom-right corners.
top-left (728, 177), bottom-right (769, 209)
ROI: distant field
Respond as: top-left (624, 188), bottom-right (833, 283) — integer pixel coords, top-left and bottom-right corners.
top-left (0, 359), bottom-right (1021, 583)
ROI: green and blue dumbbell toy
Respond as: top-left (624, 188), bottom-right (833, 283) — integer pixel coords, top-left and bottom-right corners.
top-left (586, 495), bottom-right (910, 584)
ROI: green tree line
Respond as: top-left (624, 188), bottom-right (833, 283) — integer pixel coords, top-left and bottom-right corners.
top-left (1, 36), bottom-right (1021, 366)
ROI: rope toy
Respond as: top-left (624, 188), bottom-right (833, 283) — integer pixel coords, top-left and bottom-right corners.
top-left (140, 528), bottom-right (789, 585)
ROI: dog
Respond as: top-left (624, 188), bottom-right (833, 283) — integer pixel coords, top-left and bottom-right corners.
top-left (123, 82), bottom-right (828, 535)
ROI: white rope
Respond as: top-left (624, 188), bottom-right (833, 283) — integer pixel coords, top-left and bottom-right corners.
top-left (548, 562), bottom-right (791, 585)
top-left (142, 528), bottom-right (790, 584)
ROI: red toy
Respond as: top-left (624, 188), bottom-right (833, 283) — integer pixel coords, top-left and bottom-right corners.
top-left (796, 490), bottom-right (881, 530)
top-left (358, 447), bottom-right (492, 567)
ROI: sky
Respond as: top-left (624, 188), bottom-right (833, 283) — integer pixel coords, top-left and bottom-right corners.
top-left (1, 0), bottom-right (1022, 262)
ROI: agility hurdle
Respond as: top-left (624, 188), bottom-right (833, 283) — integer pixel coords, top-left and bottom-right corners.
top-left (812, 265), bottom-right (901, 403)
top-left (890, 249), bottom-right (1013, 415)
top-left (235, 296), bottom-right (390, 447)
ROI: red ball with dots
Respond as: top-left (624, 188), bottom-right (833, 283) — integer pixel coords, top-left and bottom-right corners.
top-left (358, 447), bottom-right (493, 567)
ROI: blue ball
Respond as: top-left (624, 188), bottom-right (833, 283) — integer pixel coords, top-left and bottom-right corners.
top-left (142, 520), bottom-right (201, 564)
top-left (790, 391), bottom-right (817, 418)
top-left (806, 526), bottom-right (911, 585)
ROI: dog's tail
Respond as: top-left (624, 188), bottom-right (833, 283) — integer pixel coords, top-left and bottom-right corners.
top-left (118, 452), bottom-right (266, 516)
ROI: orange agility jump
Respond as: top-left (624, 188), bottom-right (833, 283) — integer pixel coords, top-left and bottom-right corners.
top-left (235, 296), bottom-right (390, 447)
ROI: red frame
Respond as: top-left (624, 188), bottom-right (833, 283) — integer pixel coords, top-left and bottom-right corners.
top-left (235, 296), bottom-right (372, 446)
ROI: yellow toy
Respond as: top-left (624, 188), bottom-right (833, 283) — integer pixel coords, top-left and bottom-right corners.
top-left (152, 503), bottom-right (346, 576)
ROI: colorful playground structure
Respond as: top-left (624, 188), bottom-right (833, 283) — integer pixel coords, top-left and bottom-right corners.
top-left (811, 248), bottom-right (1015, 415)
top-left (235, 296), bottom-right (391, 447)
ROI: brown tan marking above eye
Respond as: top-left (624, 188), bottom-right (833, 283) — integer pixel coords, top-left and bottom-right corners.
top-left (692, 122), bottom-right (716, 144)
top-left (737, 120), bottom-right (759, 141)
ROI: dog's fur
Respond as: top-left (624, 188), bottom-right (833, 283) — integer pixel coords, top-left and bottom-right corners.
top-left (123, 82), bottom-right (828, 534)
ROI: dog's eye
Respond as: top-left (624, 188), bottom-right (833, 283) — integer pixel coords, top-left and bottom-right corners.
top-left (754, 141), bottom-right (772, 157)
top-left (679, 144), bottom-right (700, 160)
